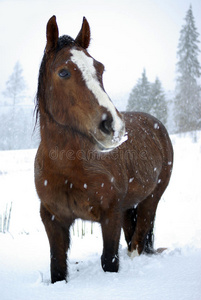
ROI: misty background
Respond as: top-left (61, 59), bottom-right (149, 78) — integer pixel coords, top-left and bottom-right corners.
top-left (0, 0), bottom-right (201, 150)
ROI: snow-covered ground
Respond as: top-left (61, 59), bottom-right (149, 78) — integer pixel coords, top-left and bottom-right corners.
top-left (0, 132), bottom-right (201, 300)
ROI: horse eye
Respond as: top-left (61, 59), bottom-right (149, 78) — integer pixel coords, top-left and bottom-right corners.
top-left (58, 69), bottom-right (71, 79)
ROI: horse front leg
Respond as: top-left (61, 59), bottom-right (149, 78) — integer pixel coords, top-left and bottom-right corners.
top-left (40, 204), bottom-right (73, 283)
top-left (100, 210), bottom-right (122, 273)
top-left (130, 194), bottom-right (158, 255)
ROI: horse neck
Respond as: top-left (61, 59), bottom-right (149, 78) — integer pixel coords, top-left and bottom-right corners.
top-left (39, 112), bottom-right (89, 156)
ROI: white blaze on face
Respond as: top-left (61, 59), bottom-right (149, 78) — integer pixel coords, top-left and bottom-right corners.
top-left (70, 49), bottom-right (124, 142)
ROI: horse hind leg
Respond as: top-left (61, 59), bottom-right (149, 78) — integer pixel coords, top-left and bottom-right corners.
top-left (130, 185), bottom-right (167, 255)
top-left (123, 205), bottom-right (154, 257)
top-left (126, 162), bottom-right (172, 256)
top-left (123, 207), bottom-right (138, 252)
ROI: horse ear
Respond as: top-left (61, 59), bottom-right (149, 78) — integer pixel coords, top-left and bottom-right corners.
top-left (75, 17), bottom-right (91, 49)
top-left (46, 15), bottom-right (59, 53)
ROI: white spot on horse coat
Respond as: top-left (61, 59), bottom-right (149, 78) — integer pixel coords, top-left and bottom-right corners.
top-left (154, 123), bottom-right (160, 129)
top-left (70, 49), bottom-right (123, 138)
top-left (44, 180), bottom-right (48, 186)
top-left (84, 183), bottom-right (87, 189)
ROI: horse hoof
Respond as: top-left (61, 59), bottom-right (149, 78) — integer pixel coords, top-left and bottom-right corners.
top-left (101, 254), bottom-right (119, 272)
top-left (127, 249), bottom-right (139, 259)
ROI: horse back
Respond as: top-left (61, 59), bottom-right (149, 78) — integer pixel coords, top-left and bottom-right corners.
top-left (122, 111), bottom-right (173, 164)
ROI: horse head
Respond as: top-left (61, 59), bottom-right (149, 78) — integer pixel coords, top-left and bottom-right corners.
top-left (37, 16), bottom-right (127, 152)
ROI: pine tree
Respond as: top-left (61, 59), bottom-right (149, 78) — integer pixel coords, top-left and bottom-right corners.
top-left (127, 69), bottom-right (151, 112)
top-left (2, 62), bottom-right (27, 148)
top-left (150, 77), bottom-right (167, 126)
top-left (174, 5), bottom-right (201, 133)
top-left (127, 70), bottom-right (168, 127)
top-left (3, 61), bottom-right (27, 105)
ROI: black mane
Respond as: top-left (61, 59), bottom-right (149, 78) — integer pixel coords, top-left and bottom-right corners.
top-left (57, 35), bottom-right (76, 51)
top-left (34, 35), bottom-right (76, 128)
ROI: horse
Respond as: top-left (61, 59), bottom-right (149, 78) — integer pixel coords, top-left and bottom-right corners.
top-left (34, 15), bottom-right (173, 284)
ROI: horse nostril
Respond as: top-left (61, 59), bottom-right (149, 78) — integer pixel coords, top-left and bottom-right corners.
top-left (100, 118), bottom-right (113, 135)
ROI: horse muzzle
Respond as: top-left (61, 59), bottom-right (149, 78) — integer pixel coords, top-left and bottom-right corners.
top-left (91, 115), bottom-right (127, 152)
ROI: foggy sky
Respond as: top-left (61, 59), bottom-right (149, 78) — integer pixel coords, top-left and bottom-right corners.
top-left (0, 0), bottom-right (201, 110)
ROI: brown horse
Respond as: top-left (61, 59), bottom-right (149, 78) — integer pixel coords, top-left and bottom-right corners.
top-left (35, 16), bottom-right (173, 283)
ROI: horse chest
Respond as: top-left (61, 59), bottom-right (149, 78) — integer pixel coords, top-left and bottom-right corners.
top-left (63, 177), bottom-right (125, 221)
top-left (38, 172), bottom-right (124, 223)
